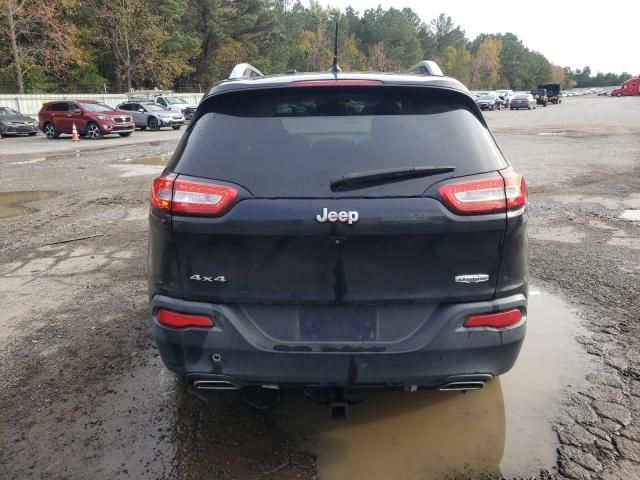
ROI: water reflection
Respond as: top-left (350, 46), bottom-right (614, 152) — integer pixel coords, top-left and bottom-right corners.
top-left (273, 291), bottom-right (590, 479)
top-left (276, 383), bottom-right (505, 480)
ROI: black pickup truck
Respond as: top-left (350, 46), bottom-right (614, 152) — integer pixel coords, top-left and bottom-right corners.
top-left (539, 83), bottom-right (562, 104)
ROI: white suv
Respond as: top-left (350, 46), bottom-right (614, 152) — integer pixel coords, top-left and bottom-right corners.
top-left (153, 95), bottom-right (197, 120)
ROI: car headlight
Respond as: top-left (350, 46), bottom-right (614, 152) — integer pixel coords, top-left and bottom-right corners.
top-left (97, 115), bottom-right (108, 120)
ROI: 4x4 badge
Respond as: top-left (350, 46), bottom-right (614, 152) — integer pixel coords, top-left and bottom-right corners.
top-left (316, 208), bottom-right (359, 225)
top-left (190, 274), bottom-right (227, 283)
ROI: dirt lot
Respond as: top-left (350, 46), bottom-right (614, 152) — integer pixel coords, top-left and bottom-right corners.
top-left (1, 96), bottom-right (639, 480)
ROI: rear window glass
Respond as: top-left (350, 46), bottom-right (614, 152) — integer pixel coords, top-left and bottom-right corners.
top-left (172, 87), bottom-right (507, 197)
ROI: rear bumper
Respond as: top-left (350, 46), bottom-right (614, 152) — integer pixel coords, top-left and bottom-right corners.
top-left (151, 294), bottom-right (526, 387)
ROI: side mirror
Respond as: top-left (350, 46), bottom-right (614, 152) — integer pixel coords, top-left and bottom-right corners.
top-left (138, 109), bottom-right (144, 113)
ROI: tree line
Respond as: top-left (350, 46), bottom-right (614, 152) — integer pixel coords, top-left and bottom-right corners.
top-left (0, 0), bottom-right (633, 94)
top-left (566, 66), bottom-right (633, 89)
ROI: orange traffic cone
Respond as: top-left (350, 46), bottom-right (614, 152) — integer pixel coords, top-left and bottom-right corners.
top-left (71, 123), bottom-right (79, 142)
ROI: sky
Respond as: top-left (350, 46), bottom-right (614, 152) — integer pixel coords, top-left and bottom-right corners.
top-left (316, 0), bottom-right (639, 74)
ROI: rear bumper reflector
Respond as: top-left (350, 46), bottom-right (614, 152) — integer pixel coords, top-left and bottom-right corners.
top-left (157, 309), bottom-right (215, 328)
top-left (463, 308), bottom-right (522, 329)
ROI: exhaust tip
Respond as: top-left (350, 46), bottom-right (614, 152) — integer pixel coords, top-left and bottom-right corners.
top-left (438, 381), bottom-right (486, 391)
top-left (193, 379), bottom-right (240, 391)
top-left (438, 374), bottom-right (492, 392)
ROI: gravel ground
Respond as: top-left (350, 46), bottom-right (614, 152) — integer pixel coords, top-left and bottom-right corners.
top-left (0, 96), bottom-right (638, 479)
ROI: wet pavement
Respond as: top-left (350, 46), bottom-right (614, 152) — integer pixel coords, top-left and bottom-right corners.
top-left (0, 127), bottom-right (182, 157)
top-left (127, 152), bottom-right (172, 165)
top-left (1, 96), bottom-right (640, 479)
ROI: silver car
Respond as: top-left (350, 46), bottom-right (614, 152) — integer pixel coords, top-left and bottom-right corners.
top-left (509, 94), bottom-right (537, 110)
top-left (116, 101), bottom-right (185, 131)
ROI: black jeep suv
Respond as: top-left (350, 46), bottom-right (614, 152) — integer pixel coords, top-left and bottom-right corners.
top-left (148, 62), bottom-right (528, 394)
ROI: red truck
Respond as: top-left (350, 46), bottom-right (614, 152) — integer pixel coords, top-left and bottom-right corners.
top-left (611, 76), bottom-right (640, 97)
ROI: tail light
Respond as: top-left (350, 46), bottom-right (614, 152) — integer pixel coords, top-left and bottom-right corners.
top-left (150, 174), bottom-right (238, 216)
top-left (157, 308), bottom-right (215, 328)
top-left (502, 170), bottom-right (528, 210)
top-left (438, 170), bottom-right (527, 214)
top-left (172, 177), bottom-right (238, 215)
top-left (464, 308), bottom-right (522, 329)
top-left (151, 173), bottom-right (176, 210)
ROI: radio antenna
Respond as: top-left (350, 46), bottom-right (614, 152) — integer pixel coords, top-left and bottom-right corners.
top-left (330, 19), bottom-right (341, 74)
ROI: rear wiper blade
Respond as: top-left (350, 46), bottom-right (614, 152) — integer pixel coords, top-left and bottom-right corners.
top-left (330, 166), bottom-right (456, 192)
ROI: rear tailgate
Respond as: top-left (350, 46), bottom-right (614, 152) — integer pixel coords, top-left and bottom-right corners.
top-left (168, 85), bottom-right (508, 305)
top-left (171, 196), bottom-right (505, 304)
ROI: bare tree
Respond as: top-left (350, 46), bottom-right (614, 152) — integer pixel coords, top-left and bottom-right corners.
top-left (1, 0), bottom-right (82, 93)
top-left (368, 42), bottom-right (391, 72)
top-left (3, 0), bottom-right (24, 93)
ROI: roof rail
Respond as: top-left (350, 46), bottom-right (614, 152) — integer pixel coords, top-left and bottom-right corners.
top-left (229, 63), bottom-right (263, 80)
top-left (407, 61), bottom-right (444, 77)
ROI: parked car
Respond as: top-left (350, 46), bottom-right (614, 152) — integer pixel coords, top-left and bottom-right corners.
top-left (149, 61), bottom-right (528, 401)
top-left (153, 94), bottom-right (197, 120)
top-left (117, 100), bottom-right (185, 131)
top-left (476, 93), bottom-right (502, 110)
top-left (530, 89), bottom-right (548, 106)
top-left (38, 100), bottom-right (135, 140)
top-left (538, 83), bottom-right (562, 104)
top-left (0, 107), bottom-right (39, 137)
top-left (510, 94), bottom-right (537, 110)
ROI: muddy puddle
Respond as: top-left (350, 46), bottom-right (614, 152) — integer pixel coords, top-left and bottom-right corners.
top-left (110, 153), bottom-right (172, 177)
top-left (271, 290), bottom-right (591, 479)
top-left (0, 191), bottom-right (58, 219)
top-left (126, 152), bottom-right (173, 165)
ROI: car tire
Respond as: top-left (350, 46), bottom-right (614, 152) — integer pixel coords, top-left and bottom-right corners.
top-left (43, 122), bottom-right (59, 140)
top-left (510, 107), bottom-right (514, 110)
top-left (172, 125), bottom-right (181, 130)
top-left (86, 122), bottom-right (103, 140)
top-left (616, 93), bottom-right (622, 97)
top-left (148, 117), bottom-right (160, 131)
top-left (528, 106), bottom-right (532, 110)
top-left (119, 132), bottom-right (132, 137)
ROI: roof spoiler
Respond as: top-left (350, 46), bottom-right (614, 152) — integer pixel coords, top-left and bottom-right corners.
top-left (229, 63), bottom-right (263, 80)
top-left (407, 61), bottom-right (444, 77)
